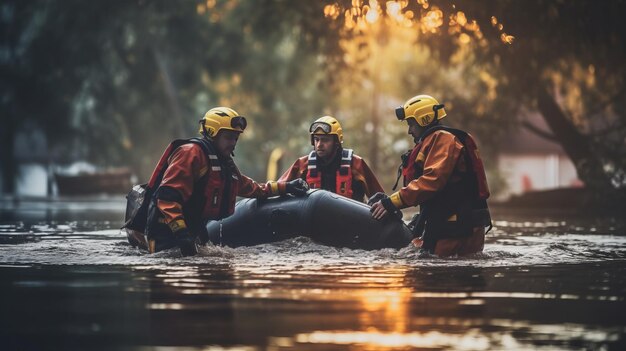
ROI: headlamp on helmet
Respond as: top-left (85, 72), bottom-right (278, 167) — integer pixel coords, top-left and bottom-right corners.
top-left (395, 95), bottom-right (447, 127)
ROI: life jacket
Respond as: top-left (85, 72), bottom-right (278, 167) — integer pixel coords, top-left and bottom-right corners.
top-left (144, 137), bottom-right (240, 244)
top-left (123, 138), bottom-right (208, 234)
top-left (403, 126), bottom-right (490, 199)
top-left (306, 148), bottom-right (354, 198)
top-left (399, 125), bottom-right (491, 251)
top-left (200, 149), bottom-right (241, 221)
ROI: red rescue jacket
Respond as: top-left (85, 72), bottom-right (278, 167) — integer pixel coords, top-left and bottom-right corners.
top-left (306, 149), bottom-right (354, 198)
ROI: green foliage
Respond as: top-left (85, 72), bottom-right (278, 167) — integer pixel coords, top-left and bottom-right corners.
top-left (1, 0), bottom-right (344, 183)
top-left (2, 0), bottom-right (625, 203)
top-left (325, 0), bottom-right (626, 200)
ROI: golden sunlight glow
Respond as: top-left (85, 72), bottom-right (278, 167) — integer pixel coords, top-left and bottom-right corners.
top-left (448, 10), bottom-right (484, 41)
top-left (500, 32), bottom-right (515, 44)
top-left (324, 0), bottom-right (511, 46)
top-left (296, 330), bottom-right (490, 348)
top-left (356, 288), bottom-right (411, 331)
top-left (491, 14), bottom-right (513, 44)
top-left (365, 0), bottom-right (380, 23)
top-left (479, 70), bottom-right (498, 100)
top-left (464, 19), bottom-right (479, 33)
top-left (455, 11), bottom-right (467, 26)
top-left (196, 4), bottom-right (206, 15)
top-left (420, 7), bottom-right (444, 33)
top-left (198, 0), bottom-right (218, 16)
top-left (196, 0), bottom-right (227, 23)
top-left (357, 288), bottom-right (410, 311)
top-left (351, 6), bottom-right (361, 17)
top-left (459, 33), bottom-right (471, 44)
top-left (324, 4), bottom-right (341, 20)
top-left (345, 9), bottom-right (355, 29)
top-left (387, 0), bottom-right (413, 26)
top-left (586, 64), bottom-right (596, 87)
top-left (386, 1), bottom-right (401, 19)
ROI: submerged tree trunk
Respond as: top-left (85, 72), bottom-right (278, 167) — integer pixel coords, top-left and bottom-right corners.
top-left (536, 89), bottom-right (617, 203)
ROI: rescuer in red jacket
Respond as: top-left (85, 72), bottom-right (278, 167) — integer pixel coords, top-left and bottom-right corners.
top-left (369, 95), bottom-right (492, 256)
top-left (145, 107), bottom-right (308, 256)
top-left (279, 115), bottom-right (384, 203)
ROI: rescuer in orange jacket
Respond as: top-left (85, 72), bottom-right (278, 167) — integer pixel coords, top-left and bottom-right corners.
top-left (144, 107), bottom-right (308, 256)
top-left (369, 95), bottom-right (492, 257)
top-left (278, 115), bottom-right (384, 203)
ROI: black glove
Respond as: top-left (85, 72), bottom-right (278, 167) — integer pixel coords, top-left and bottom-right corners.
top-left (285, 179), bottom-right (309, 196)
top-left (174, 228), bottom-right (198, 257)
top-left (367, 192), bottom-right (387, 206)
top-left (381, 196), bottom-right (403, 219)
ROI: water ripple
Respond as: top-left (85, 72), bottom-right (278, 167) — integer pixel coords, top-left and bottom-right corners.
top-left (0, 219), bottom-right (625, 268)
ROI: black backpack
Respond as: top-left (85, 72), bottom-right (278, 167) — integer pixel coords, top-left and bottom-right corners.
top-left (121, 138), bottom-right (212, 233)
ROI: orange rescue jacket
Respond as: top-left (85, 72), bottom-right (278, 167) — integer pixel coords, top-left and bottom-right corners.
top-left (279, 148), bottom-right (384, 202)
top-left (146, 138), bottom-right (285, 242)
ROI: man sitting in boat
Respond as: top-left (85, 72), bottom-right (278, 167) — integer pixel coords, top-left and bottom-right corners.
top-left (279, 115), bottom-right (384, 203)
top-left (369, 95), bottom-right (492, 257)
top-left (141, 107), bottom-right (308, 256)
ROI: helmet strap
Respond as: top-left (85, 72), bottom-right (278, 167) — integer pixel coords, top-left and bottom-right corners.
top-left (427, 104), bottom-right (444, 127)
top-left (200, 123), bottom-right (214, 140)
top-left (433, 104), bottom-right (444, 121)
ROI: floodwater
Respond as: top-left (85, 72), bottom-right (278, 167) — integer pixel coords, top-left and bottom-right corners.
top-left (1, 197), bottom-right (625, 350)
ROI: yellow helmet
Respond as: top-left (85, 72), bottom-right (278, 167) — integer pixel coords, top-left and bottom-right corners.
top-left (309, 115), bottom-right (343, 145)
top-left (198, 107), bottom-right (247, 138)
top-left (395, 94), bottom-right (447, 127)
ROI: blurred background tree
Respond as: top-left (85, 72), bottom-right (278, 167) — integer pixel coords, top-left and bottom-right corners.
top-left (1, 0), bottom-right (624, 205)
top-left (322, 0), bottom-right (626, 202)
top-left (0, 0), bottom-right (342, 192)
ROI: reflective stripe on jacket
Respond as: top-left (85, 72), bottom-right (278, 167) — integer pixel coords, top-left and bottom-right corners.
top-left (306, 149), bottom-right (354, 198)
top-left (146, 138), bottom-right (284, 243)
top-left (278, 149), bottom-right (384, 202)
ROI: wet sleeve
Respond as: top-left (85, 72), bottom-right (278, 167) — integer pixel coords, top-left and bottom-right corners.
top-left (156, 144), bottom-right (207, 232)
top-left (352, 156), bottom-right (385, 197)
top-left (278, 157), bottom-right (307, 182)
top-left (389, 132), bottom-right (463, 209)
top-left (237, 174), bottom-right (286, 198)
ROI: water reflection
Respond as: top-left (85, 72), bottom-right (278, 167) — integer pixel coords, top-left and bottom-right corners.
top-left (1, 203), bottom-right (626, 349)
top-left (295, 330), bottom-right (491, 349)
top-left (122, 261), bottom-right (626, 350)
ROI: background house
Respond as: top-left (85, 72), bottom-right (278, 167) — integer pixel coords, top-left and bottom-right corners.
top-left (496, 113), bottom-right (582, 200)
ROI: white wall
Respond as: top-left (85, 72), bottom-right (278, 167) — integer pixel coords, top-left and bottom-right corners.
top-left (497, 153), bottom-right (581, 198)
top-left (16, 164), bottom-right (49, 197)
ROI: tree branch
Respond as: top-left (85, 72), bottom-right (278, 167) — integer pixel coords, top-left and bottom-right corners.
top-left (521, 121), bottom-right (558, 142)
top-left (588, 85), bottom-right (626, 117)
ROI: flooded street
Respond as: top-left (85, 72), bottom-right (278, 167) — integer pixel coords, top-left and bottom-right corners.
top-left (1, 197), bottom-right (625, 350)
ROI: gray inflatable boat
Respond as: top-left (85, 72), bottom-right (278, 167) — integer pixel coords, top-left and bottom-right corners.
top-left (204, 189), bottom-right (413, 250)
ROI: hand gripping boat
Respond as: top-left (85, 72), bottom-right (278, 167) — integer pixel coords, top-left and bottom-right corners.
top-left (204, 189), bottom-right (413, 250)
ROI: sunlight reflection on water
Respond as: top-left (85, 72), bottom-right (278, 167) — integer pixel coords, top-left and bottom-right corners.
top-left (1, 208), bottom-right (625, 350)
